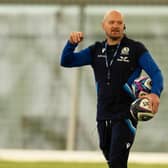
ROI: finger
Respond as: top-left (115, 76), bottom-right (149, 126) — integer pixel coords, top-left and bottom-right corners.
top-left (79, 32), bottom-right (84, 40)
top-left (76, 32), bottom-right (83, 42)
top-left (70, 36), bottom-right (75, 44)
top-left (73, 32), bottom-right (79, 43)
top-left (152, 100), bottom-right (159, 114)
top-left (69, 32), bottom-right (76, 44)
top-left (72, 32), bottom-right (78, 43)
top-left (76, 33), bottom-right (80, 43)
top-left (152, 104), bottom-right (157, 114)
top-left (153, 103), bottom-right (159, 114)
top-left (139, 94), bottom-right (152, 102)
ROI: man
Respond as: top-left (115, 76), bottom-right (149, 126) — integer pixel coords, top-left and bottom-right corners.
top-left (60, 10), bottom-right (163, 168)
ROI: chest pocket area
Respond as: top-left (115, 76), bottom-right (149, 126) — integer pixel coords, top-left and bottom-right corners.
top-left (116, 54), bottom-right (136, 72)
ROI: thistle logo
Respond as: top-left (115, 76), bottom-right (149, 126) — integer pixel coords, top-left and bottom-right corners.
top-left (121, 47), bottom-right (130, 55)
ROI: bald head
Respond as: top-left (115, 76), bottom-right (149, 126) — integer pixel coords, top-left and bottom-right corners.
top-left (103, 10), bottom-right (124, 23)
top-left (102, 10), bottom-right (125, 44)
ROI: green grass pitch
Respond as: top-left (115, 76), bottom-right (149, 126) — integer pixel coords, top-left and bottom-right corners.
top-left (0, 161), bottom-right (168, 168)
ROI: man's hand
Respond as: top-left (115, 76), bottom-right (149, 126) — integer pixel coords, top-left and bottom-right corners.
top-left (139, 93), bottom-right (160, 114)
top-left (69, 32), bottom-right (84, 44)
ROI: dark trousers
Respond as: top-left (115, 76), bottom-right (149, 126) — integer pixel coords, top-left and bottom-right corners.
top-left (97, 118), bottom-right (137, 168)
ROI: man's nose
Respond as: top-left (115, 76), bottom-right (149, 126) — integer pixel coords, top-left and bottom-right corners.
top-left (112, 23), bottom-right (119, 28)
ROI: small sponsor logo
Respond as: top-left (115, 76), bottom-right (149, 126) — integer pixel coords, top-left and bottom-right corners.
top-left (102, 48), bottom-right (106, 53)
top-left (126, 142), bottom-right (131, 149)
top-left (97, 54), bottom-right (106, 58)
top-left (117, 56), bottom-right (130, 63)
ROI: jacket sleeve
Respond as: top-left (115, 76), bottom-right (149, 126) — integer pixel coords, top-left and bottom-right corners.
top-left (139, 51), bottom-right (164, 97)
top-left (60, 41), bottom-right (92, 67)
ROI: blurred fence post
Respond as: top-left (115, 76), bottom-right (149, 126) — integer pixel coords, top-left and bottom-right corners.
top-left (66, 5), bottom-right (85, 150)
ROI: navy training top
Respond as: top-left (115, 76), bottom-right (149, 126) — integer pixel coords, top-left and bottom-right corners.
top-left (60, 36), bottom-right (163, 121)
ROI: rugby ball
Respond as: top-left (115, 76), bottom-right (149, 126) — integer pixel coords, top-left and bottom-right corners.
top-left (132, 76), bottom-right (152, 98)
top-left (130, 97), bottom-right (154, 121)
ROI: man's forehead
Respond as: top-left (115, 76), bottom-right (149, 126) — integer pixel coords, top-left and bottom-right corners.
top-left (103, 10), bottom-right (124, 22)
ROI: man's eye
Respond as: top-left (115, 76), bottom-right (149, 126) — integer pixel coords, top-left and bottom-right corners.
top-left (118, 22), bottom-right (122, 25)
top-left (109, 21), bottom-right (114, 24)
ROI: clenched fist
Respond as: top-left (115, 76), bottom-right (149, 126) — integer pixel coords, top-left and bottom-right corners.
top-left (69, 32), bottom-right (84, 44)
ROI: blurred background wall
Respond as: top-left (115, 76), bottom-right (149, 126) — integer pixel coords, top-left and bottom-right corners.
top-left (0, 1), bottom-right (167, 152)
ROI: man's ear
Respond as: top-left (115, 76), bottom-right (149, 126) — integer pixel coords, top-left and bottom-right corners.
top-left (124, 24), bottom-right (126, 30)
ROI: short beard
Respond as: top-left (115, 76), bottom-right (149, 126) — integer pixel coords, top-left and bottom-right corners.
top-left (109, 36), bottom-right (121, 41)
